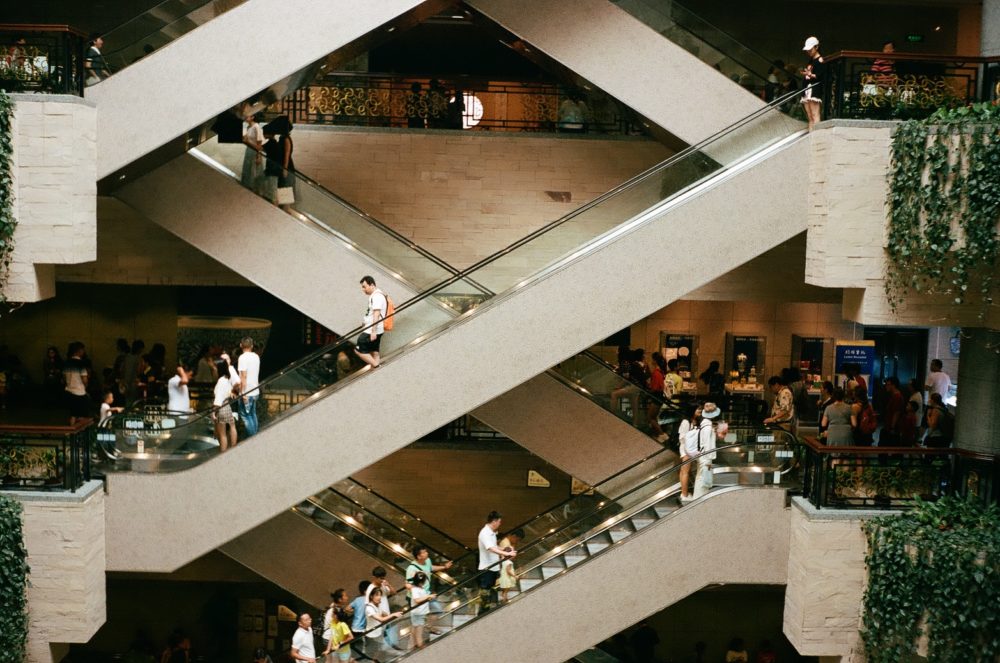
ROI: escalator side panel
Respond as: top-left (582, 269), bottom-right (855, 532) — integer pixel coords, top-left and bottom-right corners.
top-left (473, 374), bottom-right (663, 486)
top-left (465, 0), bottom-right (767, 149)
top-left (103, 136), bottom-right (808, 573)
top-left (219, 510), bottom-right (406, 607)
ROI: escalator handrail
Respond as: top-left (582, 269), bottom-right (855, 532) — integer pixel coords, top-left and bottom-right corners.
top-left (334, 478), bottom-right (472, 553)
top-left (105, 85), bottom-right (809, 452)
top-left (355, 433), bottom-right (799, 644)
top-left (576, 349), bottom-right (689, 414)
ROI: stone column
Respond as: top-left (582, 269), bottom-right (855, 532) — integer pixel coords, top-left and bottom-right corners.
top-left (983, 0), bottom-right (1000, 56)
top-left (953, 328), bottom-right (1000, 455)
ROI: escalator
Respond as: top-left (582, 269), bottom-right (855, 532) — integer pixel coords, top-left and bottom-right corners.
top-left (113, 139), bottom-right (672, 482)
top-left (86, 0), bottom-right (451, 179)
top-left (346, 433), bottom-right (798, 663)
top-left (464, 0), bottom-right (796, 159)
top-left (101, 91), bottom-right (809, 573)
top-left (223, 429), bottom-right (792, 619)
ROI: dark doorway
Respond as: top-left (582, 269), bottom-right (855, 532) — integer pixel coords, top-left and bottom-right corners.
top-left (864, 326), bottom-right (928, 408)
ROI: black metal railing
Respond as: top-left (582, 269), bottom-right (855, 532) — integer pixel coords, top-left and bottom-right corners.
top-left (0, 420), bottom-right (93, 491)
top-left (0, 24), bottom-right (87, 95)
top-left (801, 436), bottom-right (999, 510)
top-left (272, 72), bottom-right (640, 134)
top-left (824, 51), bottom-right (1000, 121)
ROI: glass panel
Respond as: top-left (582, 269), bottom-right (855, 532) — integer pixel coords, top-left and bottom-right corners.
top-left (100, 0), bottom-right (249, 75)
top-left (327, 480), bottom-right (471, 562)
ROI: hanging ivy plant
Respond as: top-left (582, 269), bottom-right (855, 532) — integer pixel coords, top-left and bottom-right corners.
top-left (0, 495), bottom-right (29, 662)
top-left (0, 90), bottom-right (15, 302)
top-left (885, 102), bottom-right (1000, 315)
top-left (861, 496), bottom-right (1000, 663)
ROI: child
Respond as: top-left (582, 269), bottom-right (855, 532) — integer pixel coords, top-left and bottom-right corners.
top-left (498, 546), bottom-right (517, 603)
top-left (322, 607), bottom-right (354, 662)
top-left (408, 572), bottom-right (437, 649)
top-left (99, 389), bottom-right (124, 425)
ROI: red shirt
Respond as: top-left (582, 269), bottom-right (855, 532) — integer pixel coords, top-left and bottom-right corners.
top-left (648, 368), bottom-right (664, 393)
top-left (885, 390), bottom-right (905, 432)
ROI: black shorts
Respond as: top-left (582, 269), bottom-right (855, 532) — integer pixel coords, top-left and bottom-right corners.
top-left (66, 393), bottom-right (91, 418)
top-left (357, 333), bottom-right (382, 354)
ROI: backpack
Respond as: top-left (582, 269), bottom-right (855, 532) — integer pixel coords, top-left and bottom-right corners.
top-left (859, 403), bottom-right (878, 435)
top-left (937, 406), bottom-right (955, 442)
top-left (376, 289), bottom-right (395, 332)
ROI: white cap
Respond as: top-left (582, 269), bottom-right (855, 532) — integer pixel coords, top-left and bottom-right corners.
top-left (803, 36), bottom-right (819, 51)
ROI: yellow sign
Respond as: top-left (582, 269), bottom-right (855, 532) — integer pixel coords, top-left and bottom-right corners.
top-left (527, 470), bottom-right (550, 488)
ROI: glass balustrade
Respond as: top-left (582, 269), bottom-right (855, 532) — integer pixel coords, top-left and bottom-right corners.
top-left (102, 89), bottom-right (806, 469)
top-left (99, 0), bottom-right (249, 75)
top-left (351, 433), bottom-right (799, 660)
top-left (613, 0), bottom-right (794, 101)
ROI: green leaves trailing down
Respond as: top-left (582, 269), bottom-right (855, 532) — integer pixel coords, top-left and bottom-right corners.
top-left (0, 495), bottom-right (29, 662)
top-left (0, 90), bottom-right (15, 303)
top-left (885, 102), bottom-right (1000, 316)
top-left (861, 496), bottom-right (1000, 663)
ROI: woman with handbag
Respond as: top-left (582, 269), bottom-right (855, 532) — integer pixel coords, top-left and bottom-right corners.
top-left (262, 116), bottom-right (296, 209)
top-left (691, 402), bottom-right (720, 500)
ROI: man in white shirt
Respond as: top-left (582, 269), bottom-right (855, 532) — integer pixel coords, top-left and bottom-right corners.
top-left (238, 337), bottom-right (261, 436)
top-left (925, 359), bottom-right (952, 401)
top-left (291, 612), bottom-right (316, 662)
top-left (167, 364), bottom-right (192, 413)
top-left (355, 275), bottom-right (387, 368)
top-left (477, 510), bottom-right (516, 609)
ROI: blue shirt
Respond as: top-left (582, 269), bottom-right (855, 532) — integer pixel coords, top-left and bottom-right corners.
top-left (349, 596), bottom-right (367, 632)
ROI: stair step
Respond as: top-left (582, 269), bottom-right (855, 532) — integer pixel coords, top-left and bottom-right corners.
top-left (518, 577), bottom-right (543, 591)
top-left (540, 565), bottom-right (564, 579)
top-left (586, 540), bottom-right (610, 554)
top-left (631, 517), bottom-right (655, 530)
top-left (653, 504), bottom-right (675, 519)
top-left (564, 554), bottom-right (587, 567)
top-left (609, 527), bottom-right (633, 542)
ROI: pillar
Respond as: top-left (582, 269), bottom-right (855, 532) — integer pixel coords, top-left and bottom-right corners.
top-left (983, 0), bottom-right (1000, 56)
top-left (953, 328), bottom-right (1000, 455)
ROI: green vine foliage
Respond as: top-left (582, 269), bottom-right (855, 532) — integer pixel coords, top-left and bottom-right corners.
top-left (0, 90), bottom-right (15, 303)
top-left (886, 102), bottom-right (1000, 315)
top-left (0, 494), bottom-right (29, 661)
top-left (862, 496), bottom-right (1000, 662)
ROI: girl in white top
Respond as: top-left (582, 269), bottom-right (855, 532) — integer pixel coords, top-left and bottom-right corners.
top-left (677, 403), bottom-right (701, 501)
top-left (211, 359), bottom-right (237, 452)
top-left (408, 572), bottom-right (437, 649)
top-left (364, 587), bottom-right (402, 638)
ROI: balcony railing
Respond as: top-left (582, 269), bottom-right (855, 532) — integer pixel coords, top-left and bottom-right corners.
top-left (0, 24), bottom-right (87, 95)
top-left (272, 72), bottom-right (640, 134)
top-left (801, 436), bottom-right (999, 510)
top-left (0, 420), bottom-right (93, 491)
top-left (824, 51), bottom-right (1000, 121)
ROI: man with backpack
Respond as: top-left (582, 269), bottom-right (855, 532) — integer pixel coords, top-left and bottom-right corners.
top-left (355, 275), bottom-right (390, 368)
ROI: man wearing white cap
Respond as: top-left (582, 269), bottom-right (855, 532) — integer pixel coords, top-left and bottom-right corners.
top-left (800, 36), bottom-right (825, 130)
top-left (691, 402), bottom-right (721, 499)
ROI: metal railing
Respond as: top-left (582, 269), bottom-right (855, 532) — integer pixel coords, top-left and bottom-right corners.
top-left (272, 72), bottom-right (640, 134)
top-left (800, 436), bottom-right (999, 510)
top-left (0, 24), bottom-right (87, 95)
top-left (824, 51), bottom-right (1000, 121)
top-left (0, 420), bottom-right (92, 491)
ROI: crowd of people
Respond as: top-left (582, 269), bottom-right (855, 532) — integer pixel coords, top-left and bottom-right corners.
top-left (604, 628), bottom-right (780, 663)
top-left (763, 358), bottom-right (954, 448)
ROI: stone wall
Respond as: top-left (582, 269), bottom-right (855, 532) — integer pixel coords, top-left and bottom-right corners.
top-left (6, 95), bottom-right (97, 303)
top-left (291, 127), bottom-right (671, 268)
top-left (806, 120), bottom-right (999, 327)
top-left (3, 482), bottom-right (106, 663)
top-left (55, 197), bottom-right (249, 288)
top-left (783, 497), bottom-right (881, 661)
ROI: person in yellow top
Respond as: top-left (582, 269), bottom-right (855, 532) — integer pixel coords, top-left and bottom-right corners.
top-left (322, 608), bottom-right (354, 662)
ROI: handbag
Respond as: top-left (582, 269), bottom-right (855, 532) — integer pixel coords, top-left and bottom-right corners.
top-left (276, 186), bottom-right (295, 205)
top-left (700, 463), bottom-right (714, 489)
